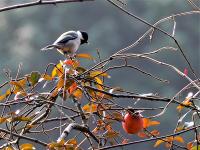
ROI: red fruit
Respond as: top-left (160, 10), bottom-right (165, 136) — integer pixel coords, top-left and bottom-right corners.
top-left (122, 112), bottom-right (144, 134)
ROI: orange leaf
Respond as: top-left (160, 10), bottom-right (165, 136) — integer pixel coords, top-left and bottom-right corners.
top-left (122, 139), bottom-right (129, 144)
top-left (174, 136), bottom-right (184, 143)
top-left (143, 118), bottom-right (160, 128)
top-left (154, 139), bottom-right (164, 147)
top-left (68, 82), bottom-right (78, 94)
top-left (151, 130), bottom-right (160, 136)
top-left (187, 142), bottom-right (193, 150)
top-left (66, 138), bottom-right (77, 146)
top-left (76, 53), bottom-right (94, 60)
top-left (72, 89), bottom-right (83, 99)
top-left (137, 131), bottom-right (148, 138)
top-left (82, 103), bottom-right (97, 113)
top-left (64, 59), bottom-right (80, 68)
top-left (20, 143), bottom-right (35, 150)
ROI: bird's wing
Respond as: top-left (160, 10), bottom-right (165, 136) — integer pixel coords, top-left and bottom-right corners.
top-left (54, 31), bottom-right (78, 44)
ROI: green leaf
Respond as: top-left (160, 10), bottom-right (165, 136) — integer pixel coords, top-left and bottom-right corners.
top-left (30, 71), bottom-right (41, 86)
top-left (191, 145), bottom-right (200, 150)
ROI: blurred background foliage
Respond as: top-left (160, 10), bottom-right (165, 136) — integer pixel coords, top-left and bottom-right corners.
top-left (0, 0), bottom-right (199, 149)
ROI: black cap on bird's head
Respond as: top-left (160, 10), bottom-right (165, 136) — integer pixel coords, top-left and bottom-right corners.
top-left (80, 31), bottom-right (88, 44)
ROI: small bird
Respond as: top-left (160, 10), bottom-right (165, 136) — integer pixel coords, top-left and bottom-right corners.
top-left (41, 30), bottom-right (88, 57)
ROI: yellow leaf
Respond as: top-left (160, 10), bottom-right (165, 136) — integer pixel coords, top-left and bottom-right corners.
top-left (41, 74), bottom-right (52, 81)
top-left (82, 103), bottom-right (97, 113)
top-left (95, 77), bottom-right (103, 85)
top-left (0, 89), bottom-right (11, 101)
top-left (48, 141), bottom-right (64, 149)
top-left (0, 93), bottom-right (7, 101)
top-left (90, 71), bottom-right (110, 78)
top-left (154, 139), bottom-right (164, 147)
top-left (51, 63), bottom-right (63, 78)
top-left (20, 143), bottom-right (36, 150)
top-left (10, 79), bottom-right (26, 94)
top-left (174, 136), bottom-right (184, 143)
top-left (177, 99), bottom-right (192, 112)
top-left (2, 146), bottom-right (13, 150)
top-left (76, 53), bottom-right (94, 60)
top-left (176, 125), bottom-right (184, 132)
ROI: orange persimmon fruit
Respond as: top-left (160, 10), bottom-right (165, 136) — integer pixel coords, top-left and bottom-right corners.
top-left (122, 112), bottom-right (144, 134)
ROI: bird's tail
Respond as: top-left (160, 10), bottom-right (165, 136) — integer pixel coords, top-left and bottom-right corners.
top-left (41, 45), bottom-right (60, 51)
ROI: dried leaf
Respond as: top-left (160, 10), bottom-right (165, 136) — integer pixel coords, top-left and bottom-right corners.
top-left (90, 71), bottom-right (110, 78)
top-left (0, 117), bottom-right (7, 124)
top-left (10, 116), bottom-right (32, 122)
top-left (105, 130), bottom-right (119, 138)
top-left (41, 74), bottom-right (52, 81)
top-left (10, 79), bottom-right (26, 93)
top-left (112, 112), bottom-right (123, 121)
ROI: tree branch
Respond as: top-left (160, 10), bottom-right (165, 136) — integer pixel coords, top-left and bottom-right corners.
top-left (0, 0), bottom-right (94, 13)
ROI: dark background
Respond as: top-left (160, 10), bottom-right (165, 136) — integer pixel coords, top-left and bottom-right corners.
top-left (0, 0), bottom-right (199, 149)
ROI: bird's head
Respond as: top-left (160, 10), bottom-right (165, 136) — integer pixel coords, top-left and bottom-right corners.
top-left (79, 31), bottom-right (88, 44)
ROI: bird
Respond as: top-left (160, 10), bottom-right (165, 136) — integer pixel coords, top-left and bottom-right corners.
top-left (41, 30), bottom-right (88, 57)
